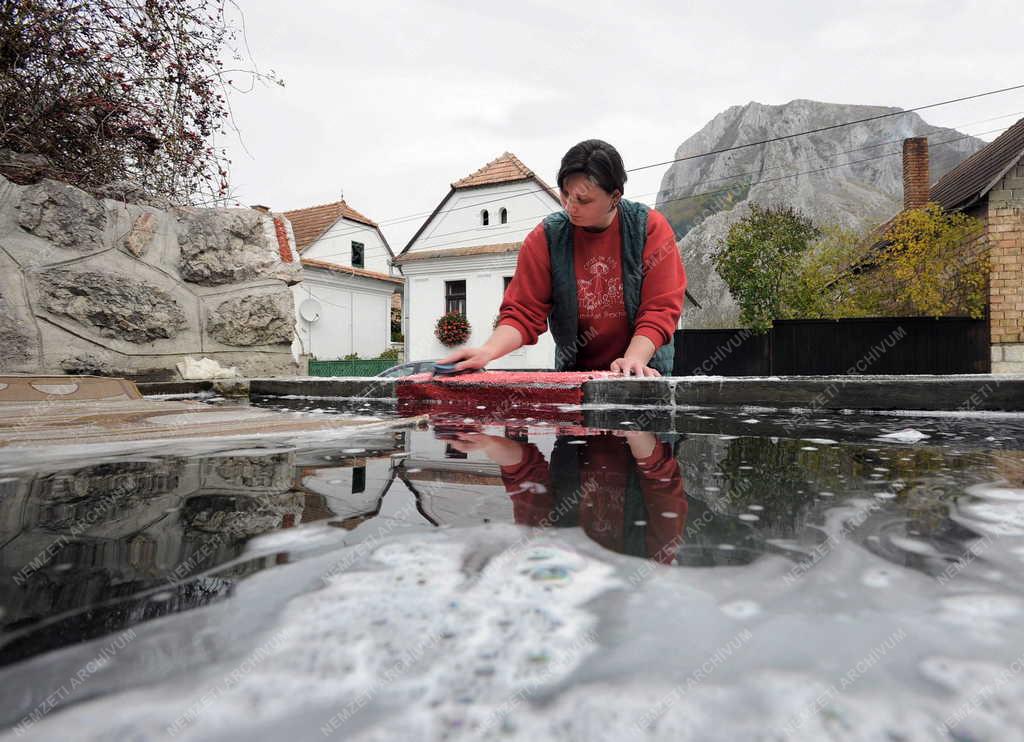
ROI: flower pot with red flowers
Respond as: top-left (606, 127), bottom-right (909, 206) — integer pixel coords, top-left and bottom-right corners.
top-left (435, 311), bottom-right (471, 347)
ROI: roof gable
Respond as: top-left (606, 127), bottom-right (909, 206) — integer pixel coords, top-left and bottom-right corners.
top-left (400, 151), bottom-right (560, 256)
top-left (282, 200), bottom-right (391, 257)
top-left (453, 151), bottom-right (535, 189)
top-left (930, 116), bottom-right (1024, 211)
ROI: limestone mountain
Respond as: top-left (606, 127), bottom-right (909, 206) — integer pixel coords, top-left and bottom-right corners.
top-left (656, 100), bottom-right (986, 328)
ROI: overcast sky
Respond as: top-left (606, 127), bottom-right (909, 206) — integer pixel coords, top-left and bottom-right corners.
top-left (219, 0), bottom-right (1023, 249)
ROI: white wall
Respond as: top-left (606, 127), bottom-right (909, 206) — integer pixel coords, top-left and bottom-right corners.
top-left (292, 268), bottom-right (395, 359)
top-left (402, 252), bottom-right (556, 368)
top-left (302, 216), bottom-right (394, 275)
top-left (408, 180), bottom-right (560, 254)
top-left (402, 179), bottom-right (562, 367)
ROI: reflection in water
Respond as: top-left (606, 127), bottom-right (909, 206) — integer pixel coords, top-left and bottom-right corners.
top-left (3, 400), bottom-right (1024, 738)
top-left (449, 431), bottom-right (687, 563)
top-left (1, 408), bottom-right (1022, 674)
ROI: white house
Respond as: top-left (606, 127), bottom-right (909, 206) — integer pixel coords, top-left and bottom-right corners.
top-left (282, 199), bottom-right (403, 360)
top-left (394, 152), bottom-right (562, 368)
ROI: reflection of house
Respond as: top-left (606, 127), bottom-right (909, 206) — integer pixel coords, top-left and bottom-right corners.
top-left (394, 153), bottom-right (562, 368)
top-left (297, 456), bottom-right (394, 523)
top-left (860, 125), bottom-right (1024, 372)
top-left (283, 200), bottom-right (403, 360)
top-left (396, 429), bottom-right (558, 525)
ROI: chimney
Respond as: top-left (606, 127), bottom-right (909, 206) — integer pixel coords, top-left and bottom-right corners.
top-left (250, 204), bottom-right (271, 213)
top-left (902, 137), bottom-right (930, 210)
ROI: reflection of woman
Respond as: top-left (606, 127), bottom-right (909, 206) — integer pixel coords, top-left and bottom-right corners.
top-left (451, 431), bottom-right (687, 563)
top-left (438, 140), bottom-right (686, 377)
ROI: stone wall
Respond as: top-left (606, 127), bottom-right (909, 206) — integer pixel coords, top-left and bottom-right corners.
top-left (0, 173), bottom-right (303, 379)
top-left (988, 157), bottom-right (1024, 373)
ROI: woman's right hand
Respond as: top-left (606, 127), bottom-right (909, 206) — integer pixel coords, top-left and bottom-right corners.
top-left (436, 345), bottom-right (496, 372)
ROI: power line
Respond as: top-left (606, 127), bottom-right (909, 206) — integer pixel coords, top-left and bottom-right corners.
top-left (307, 121), bottom-right (1009, 260)
top-left (288, 84), bottom-right (1024, 251)
top-left (629, 82), bottom-right (1024, 172)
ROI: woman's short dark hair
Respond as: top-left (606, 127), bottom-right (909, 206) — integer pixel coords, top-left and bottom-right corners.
top-left (557, 140), bottom-right (627, 196)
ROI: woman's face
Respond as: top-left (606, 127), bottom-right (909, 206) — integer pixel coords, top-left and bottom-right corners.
top-left (560, 173), bottom-right (619, 229)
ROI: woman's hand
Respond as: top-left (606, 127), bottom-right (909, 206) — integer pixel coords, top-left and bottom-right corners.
top-left (609, 356), bottom-right (661, 377)
top-left (436, 345), bottom-right (496, 373)
top-left (614, 430), bottom-right (657, 459)
top-left (611, 336), bottom-right (661, 377)
top-left (451, 433), bottom-right (525, 466)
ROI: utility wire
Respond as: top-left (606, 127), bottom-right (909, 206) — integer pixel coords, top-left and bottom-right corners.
top-left (307, 121), bottom-right (1010, 261)
top-left (289, 84), bottom-right (1024, 250)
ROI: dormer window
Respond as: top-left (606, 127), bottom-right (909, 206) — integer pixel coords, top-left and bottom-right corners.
top-left (499, 207), bottom-right (508, 224)
top-left (481, 209), bottom-right (489, 226)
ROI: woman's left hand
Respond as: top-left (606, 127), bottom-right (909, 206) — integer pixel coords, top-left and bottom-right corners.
top-left (609, 357), bottom-right (661, 377)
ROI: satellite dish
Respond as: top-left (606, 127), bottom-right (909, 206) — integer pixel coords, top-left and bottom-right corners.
top-left (299, 298), bottom-right (322, 322)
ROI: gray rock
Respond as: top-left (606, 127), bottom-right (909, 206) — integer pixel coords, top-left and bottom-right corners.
top-left (39, 268), bottom-right (188, 343)
top-left (0, 149), bottom-right (50, 185)
top-left (59, 352), bottom-right (117, 376)
top-left (90, 180), bottom-right (169, 209)
top-left (207, 291), bottom-right (294, 346)
top-left (177, 209), bottom-right (283, 285)
top-left (17, 179), bottom-right (107, 251)
top-left (656, 100), bottom-right (986, 328)
top-left (120, 211), bottom-right (159, 257)
top-left (0, 291), bottom-right (32, 363)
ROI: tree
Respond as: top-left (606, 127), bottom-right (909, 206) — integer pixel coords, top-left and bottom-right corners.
top-left (858, 203), bottom-right (987, 318)
top-left (782, 224), bottom-right (863, 320)
top-left (714, 203), bottom-right (821, 332)
top-left (0, 0), bottom-right (282, 204)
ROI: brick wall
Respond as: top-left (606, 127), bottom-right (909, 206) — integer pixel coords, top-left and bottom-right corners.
top-left (903, 138), bottom-right (930, 210)
top-left (988, 155), bottom-right (1024, 372)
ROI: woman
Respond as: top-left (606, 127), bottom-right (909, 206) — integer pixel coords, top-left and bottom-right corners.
top-left (438, 139), bottom-right (686, 376)
top-left (449, 428), bottom-right (687, 563)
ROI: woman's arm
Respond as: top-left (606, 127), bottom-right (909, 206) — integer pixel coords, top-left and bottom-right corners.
top-left (437, 224), bottom-right (553, 371)
top-left (611, 210), bottom-right (686, 376)
top-left (610, 335), bottom-right (657, 376)
top-left (438, 325), bottom-right (524, 372)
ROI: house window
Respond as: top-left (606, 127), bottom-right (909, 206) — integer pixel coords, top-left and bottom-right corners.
top-left (503, 276), bottom-right (513, 293)
top-left (351, 241), bottom-right (365, 268)
top-left (351, 466), bottom-right (366, 494)
top-left (481, 209), bottom-right (489, 226)
top-left (445, 443), bottom-right (468, 460)
top-left (500, 207), bottom-right (508, 224)
top-left (445, 280), bottom-right (466, 315)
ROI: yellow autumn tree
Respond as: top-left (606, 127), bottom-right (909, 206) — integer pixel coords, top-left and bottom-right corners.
top-left (870, 203), bottom-right (988, 318)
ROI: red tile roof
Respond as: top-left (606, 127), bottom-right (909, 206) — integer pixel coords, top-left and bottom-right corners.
top-left (301, 258), bottom-right (404, 285)
top-left (399, 152), bottom-right (559, 257)
top-left (282, 200), bottom-right (387, 254)
top-left (452, 151), bottom-right (559, 199)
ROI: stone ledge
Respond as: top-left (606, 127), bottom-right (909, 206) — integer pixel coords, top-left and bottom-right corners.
top-left (249, 376), bottom-right (396, 399)
top-left (248, 374), bottom-right (1024, 412)
top-left (138, 379), bottom-right (250, 397)
top-left (669, 375), bottom-right (1024, 411)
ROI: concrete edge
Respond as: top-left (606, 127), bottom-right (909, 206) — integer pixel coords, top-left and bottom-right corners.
top-left (246, 375), bottom-right (1024, 412)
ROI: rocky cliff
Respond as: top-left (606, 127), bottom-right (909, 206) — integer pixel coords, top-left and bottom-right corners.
top-left (657, 100), bottom-right (987, 328)
top-left (0, 171), bottom-right (303, 379)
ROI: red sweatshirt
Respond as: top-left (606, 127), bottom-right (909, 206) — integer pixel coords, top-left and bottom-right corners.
top-left (499, 435), bottom-right (687, 563)
top-left (498, 208), bottom-right (686, 370)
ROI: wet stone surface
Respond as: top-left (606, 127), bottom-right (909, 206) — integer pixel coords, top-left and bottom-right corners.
top-left (1, 396), bottom-right (1024, 740)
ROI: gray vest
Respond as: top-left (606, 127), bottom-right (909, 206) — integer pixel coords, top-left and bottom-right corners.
top-left (543, 198), bottom-right (675, 374)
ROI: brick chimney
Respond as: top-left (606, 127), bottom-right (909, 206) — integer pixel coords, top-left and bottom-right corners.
top-left (902, 137), bottom-right (930, 210)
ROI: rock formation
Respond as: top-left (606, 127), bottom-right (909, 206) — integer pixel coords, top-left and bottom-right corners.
top-left (0, 168), bottom-right (303, 379)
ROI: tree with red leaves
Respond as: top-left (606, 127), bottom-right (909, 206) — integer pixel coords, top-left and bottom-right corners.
top-left (0, 0), bottom-right (282, 204)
